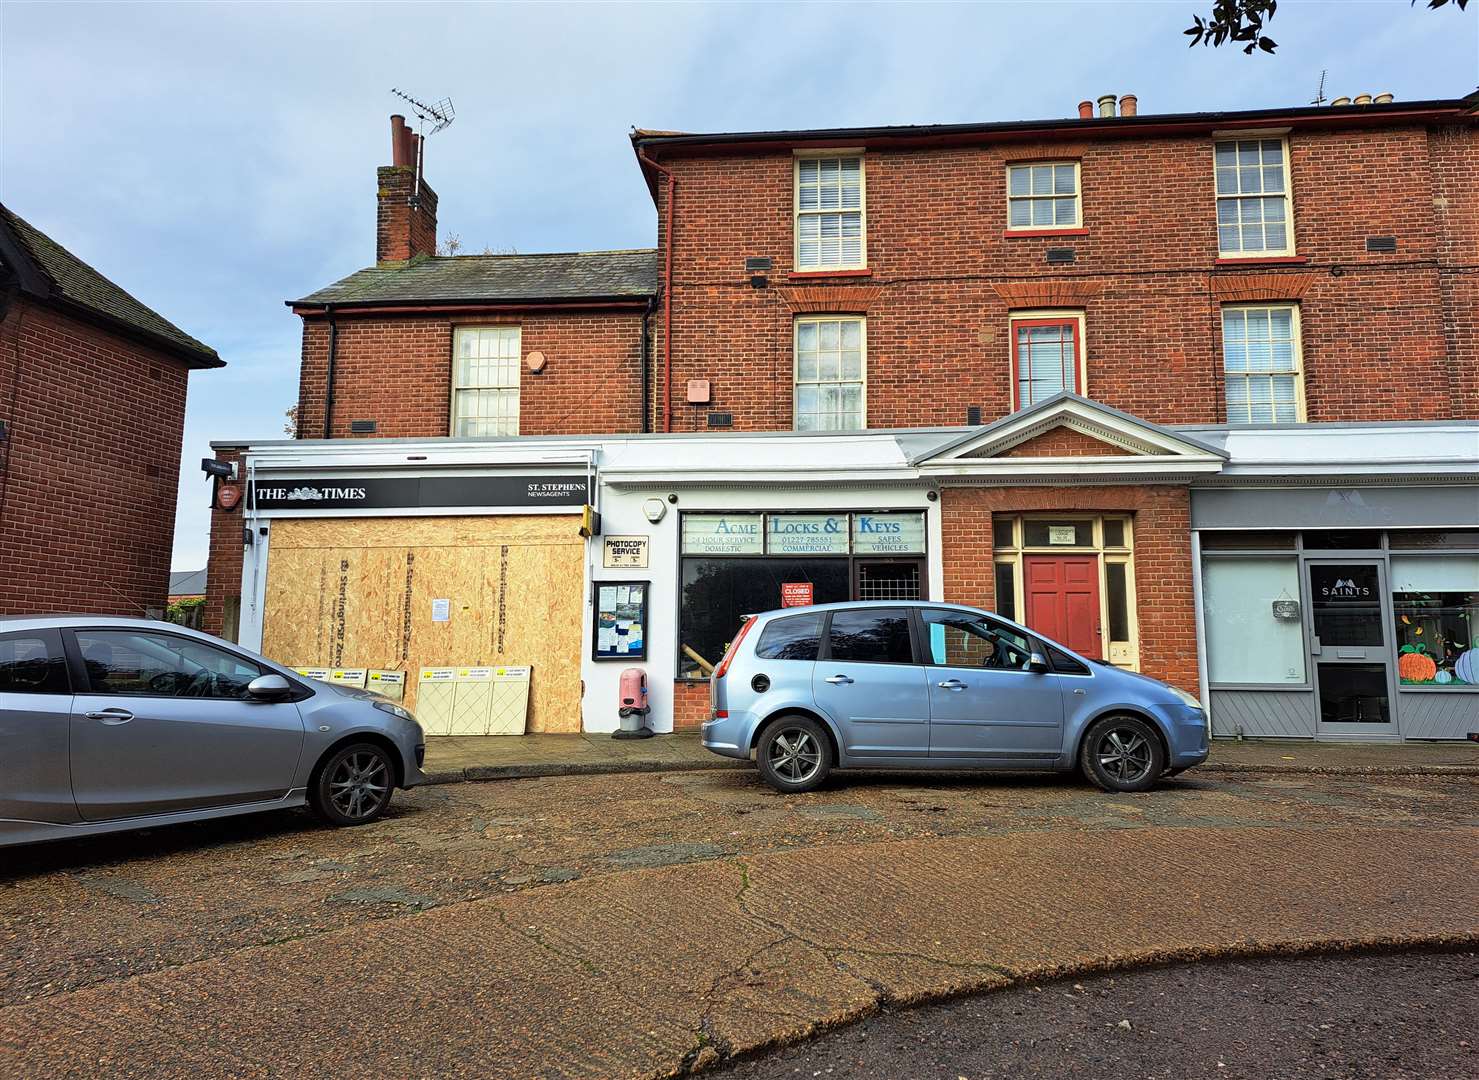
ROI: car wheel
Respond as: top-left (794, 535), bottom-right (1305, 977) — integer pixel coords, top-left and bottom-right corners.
top-left (756, 716), bottom-right (832, 794)
top-left (1080, 715), bottom-right (1165, 794)
top-left (310, 742), bottom-right (396, 826)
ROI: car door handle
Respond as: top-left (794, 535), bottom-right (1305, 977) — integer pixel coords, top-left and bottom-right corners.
top-left (824, 674), bottom-right (854, 685)
top-left (936, 679), bottom-right (966, 691)
top-left (85, 709), bottom-right (134, 725)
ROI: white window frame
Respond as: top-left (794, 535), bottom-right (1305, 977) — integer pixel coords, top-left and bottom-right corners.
top-left (1214, 136), bottom-right (1295, 257)
top-left (793, 315), bottom-right (867, 431)
top-left (450, 325), bottom-right (522, 437)
top-left (793, 151), bottom-right (867, 272)
top-left (1005, 161), bottom-right (1082, 231)
top-left (1007, 309), bottom-right (1088, 410)
top-left (1220, 303), bottom-right (1306, 425)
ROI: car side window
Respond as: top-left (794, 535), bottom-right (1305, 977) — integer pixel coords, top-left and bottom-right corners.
top-left (0, 630), bottom-right (70, 694)
top-left (921, 609), bottom-right (1035, 671)
top-left (1048, 645), bottom-right (1091, 675)
top-left (826, 608), bottom-right (914, 664)
top-left (755, 613), bottom-right (823, 660)
top-left (75, 631), bottom-right (262, 699)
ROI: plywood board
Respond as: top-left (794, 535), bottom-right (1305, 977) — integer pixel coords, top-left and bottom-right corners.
top-left (262, 515), bottom-right (583, 731)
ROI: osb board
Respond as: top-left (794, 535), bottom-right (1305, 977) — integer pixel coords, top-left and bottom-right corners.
top-left (262, 516), bottom-right (583, 731)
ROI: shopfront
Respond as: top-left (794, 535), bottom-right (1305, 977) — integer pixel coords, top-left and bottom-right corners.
top-left (1195, 487), bottom-right (1479, 741)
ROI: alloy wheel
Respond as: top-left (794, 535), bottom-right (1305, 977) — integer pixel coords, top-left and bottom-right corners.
top-left (767, 728), bottom-right (822, 784)
top-left (1096, 727), bottom-right (1153, 786)
top-left (328, 750), bottom-right (390, 820)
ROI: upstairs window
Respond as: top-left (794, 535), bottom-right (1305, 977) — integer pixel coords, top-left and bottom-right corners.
top-left (452, 326), bottom-right (521, 437)
top-left (1215, 138), bottom-right (1293, 256)
top-left (795, 156), bottom-right (865, 270)
top-left (1010, 312), bottom-right (1085, 409)
top-left (795, 316), bottom-right (865, 431)
top-left (1221, 304), bottom-right (1304, 424)
top-left (1007, 162), bottom-right (1080, 230)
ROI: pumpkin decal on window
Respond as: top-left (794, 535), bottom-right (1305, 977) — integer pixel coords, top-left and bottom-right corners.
top-left (1455, 648), bottom-right (1476, 685)
top-left (1398, 646), bottom-right (1438, 684)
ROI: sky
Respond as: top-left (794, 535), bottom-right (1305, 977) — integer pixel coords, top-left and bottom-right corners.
top-left (2, 0), bottom-right (1476, 571)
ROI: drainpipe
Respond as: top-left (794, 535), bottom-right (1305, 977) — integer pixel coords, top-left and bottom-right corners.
top-left (637, 149), bottom-right (675, 432)
top-left (639, 295), bottom-right (655, 434)
top-left (321, 304), bottom-right (338, 439)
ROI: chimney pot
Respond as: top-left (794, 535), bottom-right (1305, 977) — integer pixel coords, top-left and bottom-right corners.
top-left (1353, 92), bottom-right (1373, 106)
top-left (1077, 100), bottom-right (1094, 119)
top-left (390, 114), bottom-right (411, 167)
top-left (1097, 94), bottom-right (1117, 118)
top-left (1330, 96), bottom-right (1351, 107)
top-left (1119, 94), bottom-right (1137, 117)
top-left (1373, 91), bottom-right (1394, 104)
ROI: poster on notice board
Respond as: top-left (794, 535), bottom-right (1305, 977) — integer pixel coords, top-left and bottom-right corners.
top-left (593, 580), bottom-right (649, 661)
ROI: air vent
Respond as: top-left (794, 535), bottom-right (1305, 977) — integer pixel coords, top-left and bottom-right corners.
top-left (967, 406), bottom-right (983, 425)
top-left (1366, 236), bottom-right (1397, 253)
top-left (706, 412), bottom-right (733, 429)
top-left (349, 419), bottom-right (378, 434)
top-left (1046, 247), bottom-right (1076, 264)
top-left (745, 256), bottom-right (773, 271)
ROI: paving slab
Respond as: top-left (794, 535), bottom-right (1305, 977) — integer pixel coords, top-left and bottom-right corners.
top-left (423, 731), bottom-right (1479, 784)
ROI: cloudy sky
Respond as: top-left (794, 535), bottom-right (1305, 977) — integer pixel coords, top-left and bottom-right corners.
top-left (3, 0), bottom-right (1475, 570)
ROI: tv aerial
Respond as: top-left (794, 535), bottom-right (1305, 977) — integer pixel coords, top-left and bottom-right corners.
top-left (390, 88), bottom-right (454, 207)
top-left (1311, 70), bottom-right (1328, 107)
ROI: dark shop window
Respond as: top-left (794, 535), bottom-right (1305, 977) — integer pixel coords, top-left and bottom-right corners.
top-left (679, 559), bottom-right (849, 678)
top-left (994, 563), bottom-right (1017, 622)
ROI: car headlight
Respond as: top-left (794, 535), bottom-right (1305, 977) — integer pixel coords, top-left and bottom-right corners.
top-left (373, 700), bottom-right (417, 724)
top-left (1167, 686), bottom-right (1204, 710)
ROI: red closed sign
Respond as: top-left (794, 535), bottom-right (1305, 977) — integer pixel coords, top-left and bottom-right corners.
top-left (780, 582), bottom-right (813, 608)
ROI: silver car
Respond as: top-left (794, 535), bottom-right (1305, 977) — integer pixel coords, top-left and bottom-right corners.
top-left (703, 601), bottom-right (1209, 794)
top-left (0, 615), bottom-right (426, 848)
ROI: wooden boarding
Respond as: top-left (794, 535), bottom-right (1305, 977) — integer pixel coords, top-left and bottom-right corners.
top-left (262, 516), bottom-right (583, 731)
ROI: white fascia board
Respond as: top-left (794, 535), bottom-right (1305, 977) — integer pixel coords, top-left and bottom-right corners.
top-left (919, 456), bottom-right (1226, 480)
top-left (243, 443), bottom-right (602, 472)
top-left (601, 467), bottom-right (917, 488)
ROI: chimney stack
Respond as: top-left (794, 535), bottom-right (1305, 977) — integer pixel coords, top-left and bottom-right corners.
top-left (1119, 94), bottom-right (1137, 117)
top-left (377, 114), bottom-right (439, 264)
top-left (1097, 94), bottom-right (1117, 118)
top-left (1078, 99), bottom-right (1094, 119)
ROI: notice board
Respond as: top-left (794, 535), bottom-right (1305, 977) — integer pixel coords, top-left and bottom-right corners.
top-left (593, 581), bottom-right (648, 661)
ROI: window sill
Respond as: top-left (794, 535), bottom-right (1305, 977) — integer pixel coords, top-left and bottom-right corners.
top-left (1002, 228), bottom-right (1088, 238)
top-left (1214, 255), bottom-right (1309, 266)
top-left (787, 268), bottom-right (873, 280)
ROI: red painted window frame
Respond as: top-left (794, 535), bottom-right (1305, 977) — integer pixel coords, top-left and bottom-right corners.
top-left (1009, 315), bottom-right (1081, 411)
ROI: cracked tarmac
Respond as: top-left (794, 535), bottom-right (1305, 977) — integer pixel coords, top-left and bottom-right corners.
top-left (1, 768), bottom-right (1476, 1077)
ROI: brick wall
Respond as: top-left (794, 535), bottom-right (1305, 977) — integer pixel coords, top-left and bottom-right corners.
top-left (294, 308), bottom-right (647, 440)
top-left (0, 297), bottom-right (191, 616)
top-left (939, 484), bottom-right (1199, 694)
top-left (201, 446), bottom-right (244, 639)
top-left (648, 120), bottom-right (1478, 431)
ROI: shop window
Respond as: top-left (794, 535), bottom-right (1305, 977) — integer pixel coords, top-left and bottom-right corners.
top-left (795, 155), bottom-right (865, 270)
top-left (1202, 557), bottom-right (1306, 685)
top-left (452, 326), bottom-right (521, 437)
top-left (755, 613), bottom-right (824, 662)
top-left (795, 317), bottom-right (865, 431)
top-left (1388, 530), bottom-right (1479, 550)
top-left (827, 609), bottom-right (913, 664)
top-left (1391, 556), bottom-right (1479, 687)
top-left (1200, 530), bottom-right (1297, 550)
top-left (1007, 162), bottom-right (1080, 230)
top-left (1221, 305), bottom-right (1303, 424)
top-left (1214, 137), bottom-right (1293, 256)
top-left (1302, 529), bottom-right (1382, 550)
top-left (1011, 312), bottom-right (1084, 409)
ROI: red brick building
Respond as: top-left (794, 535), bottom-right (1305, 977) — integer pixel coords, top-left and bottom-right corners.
top-left (207, 94), bottom-right (1479, 741)
top-left (0, 205), bottom-right (222, 617)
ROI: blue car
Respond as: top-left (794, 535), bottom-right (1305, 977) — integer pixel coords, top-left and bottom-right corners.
top-left (703, 601), bottom-right (1207, 793)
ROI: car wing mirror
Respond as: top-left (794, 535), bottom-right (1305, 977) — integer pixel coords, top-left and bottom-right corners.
top-left (1026, 652), bottom-right (1050, 674)
top-left (247, 673), bottom-right (292, 700)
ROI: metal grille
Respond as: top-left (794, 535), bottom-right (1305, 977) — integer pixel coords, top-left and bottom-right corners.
top-left (858, 563), bottom-right (921, 601)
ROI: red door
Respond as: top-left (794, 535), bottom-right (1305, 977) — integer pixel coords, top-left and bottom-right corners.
top-left (1024, 555), bottom-right (1101, 658)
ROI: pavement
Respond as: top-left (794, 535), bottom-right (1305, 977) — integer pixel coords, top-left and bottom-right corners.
top-left (1, 767), bottom-right (1475, 1078)
top-left (712, 949), bottom-right (1478, 1079)
top-left (422, 731), bottom-right (1479, 784)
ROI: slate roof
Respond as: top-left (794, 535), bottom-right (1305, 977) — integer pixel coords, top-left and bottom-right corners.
top-left (168, 569), bottom-right (207, 596)
top-left (292, 249), bottom-right (659, 308)
top-left (0, 204), bottom-right (222, 368)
